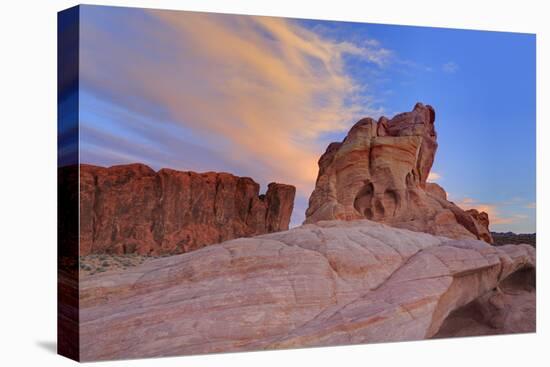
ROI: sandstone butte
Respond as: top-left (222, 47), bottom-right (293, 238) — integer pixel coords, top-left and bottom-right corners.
top-left (79, 220), bottom-right (535, 361)
top-left (79, 164), bottom-right (296, 255)
top-left (305, 102), bottom-right (494, 243)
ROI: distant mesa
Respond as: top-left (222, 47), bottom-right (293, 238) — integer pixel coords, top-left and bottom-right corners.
top-left (491, 231), bottom-right (536, 247)
top-left (79, 163), bottom-right (296, 255)
top-left (305, 102), bottom-right (493, 243)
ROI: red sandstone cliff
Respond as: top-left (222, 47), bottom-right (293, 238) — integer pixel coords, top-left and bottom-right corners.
top-left (79, 164), bottom-right (296, 255)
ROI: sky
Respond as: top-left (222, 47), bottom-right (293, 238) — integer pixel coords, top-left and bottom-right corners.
top-left (77, 5), bottom-right (536, 233)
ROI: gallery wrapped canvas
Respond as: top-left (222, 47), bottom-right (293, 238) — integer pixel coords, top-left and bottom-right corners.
top-left (57, 5), bottom-right (536, 362)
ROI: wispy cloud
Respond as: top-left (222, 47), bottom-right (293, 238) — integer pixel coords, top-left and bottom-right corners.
top-left (427, 172), bottom-right (442, 182)
top-left (306, 24), bottom-right (393, 68)
top-left (454, 197), bottom-right (524, 225)
top-left (360, 41), bottom-right (393, 66)
top-left (79, 8), bottom-right (396, 226)
top-left (442, 61), bottom-right (459, 73)
top-left (525, 202), bottom-right (536, 209)
top-left (390, 59), bottom-right (434, 76)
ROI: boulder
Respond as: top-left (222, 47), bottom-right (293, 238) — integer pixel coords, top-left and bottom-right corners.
top-left (304, 103), bottom-right (493, 243)
top-left (79, 220), bottom-right (534, 361)
top-left (79, 164), bottom-right (295, 255)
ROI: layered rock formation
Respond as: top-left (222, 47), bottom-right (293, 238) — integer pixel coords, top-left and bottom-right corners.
top-left (305, 103), bottom-right (493, 243)
top-left (79, 220), bottom-right (535, 361)
top-left (79, 164), bottom-right (295, 255)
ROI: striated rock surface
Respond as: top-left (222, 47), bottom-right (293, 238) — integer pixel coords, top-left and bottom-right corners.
top-left (305, 103), bottom-right (493, 243)
top-left (79, 220), bottom-right (534, 361)
top-left (79, 164), bottom-right (295, 255)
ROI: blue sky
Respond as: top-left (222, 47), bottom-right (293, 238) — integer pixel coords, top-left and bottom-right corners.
top-left (77, 5), bottom-right (536, 233)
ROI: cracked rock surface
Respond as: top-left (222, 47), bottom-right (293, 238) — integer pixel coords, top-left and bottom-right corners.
top-left (79, 220), bottom-right (535, 361)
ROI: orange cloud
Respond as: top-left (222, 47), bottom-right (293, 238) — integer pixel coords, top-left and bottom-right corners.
top-left (80, 10), bottom-right (388, 198)
top-left (455, 198), bottom-right (519, 225)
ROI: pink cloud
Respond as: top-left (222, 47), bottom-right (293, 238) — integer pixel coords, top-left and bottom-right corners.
top-left (80, 10), bottom-right (389, 199)
top-left (455, 197), bottom-right (520, 225)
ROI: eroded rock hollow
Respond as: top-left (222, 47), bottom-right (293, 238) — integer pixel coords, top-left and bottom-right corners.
top-left (79, 164), bottom-right (296, 255)
top-left (305, 103), bottom-right (493, 243)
